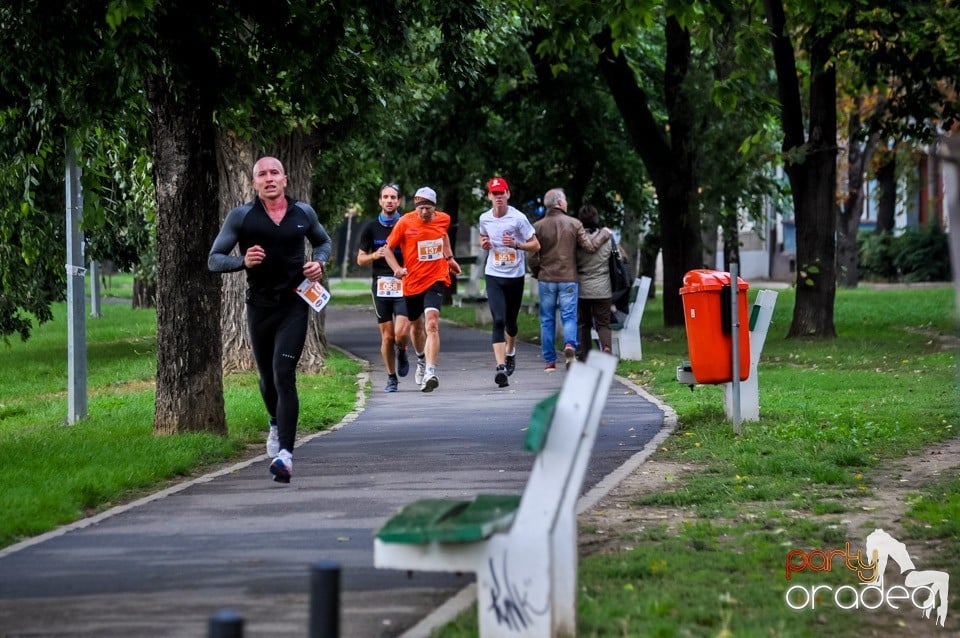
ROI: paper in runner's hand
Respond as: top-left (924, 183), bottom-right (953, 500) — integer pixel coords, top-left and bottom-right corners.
top-left (295, 279), bottom-right (331, 312)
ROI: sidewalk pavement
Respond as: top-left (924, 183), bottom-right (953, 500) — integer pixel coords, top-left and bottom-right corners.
top-left (0, 303), bottom-right (669, 638)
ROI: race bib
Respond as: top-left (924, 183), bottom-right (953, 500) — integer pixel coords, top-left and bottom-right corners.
top-left (295, 279), bottom-right (331, 312)
top-left (417, 238), bottom-right (444, 261)
top-left (376, 276), bottom-right (403, 297)
top-left (492, 247), bottom-right (518, 267)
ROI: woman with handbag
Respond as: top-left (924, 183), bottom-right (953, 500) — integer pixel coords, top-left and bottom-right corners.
top-left (575, 204), bottom-right (614, 360)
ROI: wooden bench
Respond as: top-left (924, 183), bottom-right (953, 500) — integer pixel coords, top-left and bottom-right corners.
top-left (609, 276), bottom-right (651, 361)
top-left (374, 352), bottom-right (618, 637)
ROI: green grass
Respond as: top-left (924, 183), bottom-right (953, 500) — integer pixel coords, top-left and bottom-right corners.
top-left (0, 301), bottom-right (360, 548)
top-left (329, 277), bottom-right (374, 293)
top-left (430, 283), bottom-right (960, 637)
top-left (98, 271), bottom-right (136, 300)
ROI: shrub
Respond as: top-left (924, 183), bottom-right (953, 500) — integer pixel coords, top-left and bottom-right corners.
top-left (893, 222), bottom-right (952, 282)
top-left (857, 230), bottom-right (897, 281)
top-left (857, 224), bottom-right (952, 283)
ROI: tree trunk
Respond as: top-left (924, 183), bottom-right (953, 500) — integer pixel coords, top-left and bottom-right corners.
top-left (131, 277), bottom-right (156, 309)
top-left (146, 0), bottom-right (226, 435)
top-left (594, 20), bottom-right (701, 327)
top-left (275, 132), bottom-right (327, 372)
top-left (146, 78), bottom-right (226, 435)
top-left (875, 147), bottom-right (896, 233)
top-left (765, 0), bottom-right (837, 337)
top-left (638, 232), bottom-right (661, 299)
top-left (836, 106), bottom-right (879, 288)
top-left (215, 130), bottom-right (256, 373)
top-left (657, 173), bottom-right (702, 326)
top-left (786, 42), bottom-right (838, 337)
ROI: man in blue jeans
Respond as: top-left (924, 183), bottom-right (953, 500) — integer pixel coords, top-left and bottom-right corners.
top-left (533, 188), bottom-right (611, 370)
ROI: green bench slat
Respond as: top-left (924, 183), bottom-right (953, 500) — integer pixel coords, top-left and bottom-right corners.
top-left (523, 393), bottom-right (558, 452)
top-left (377, 393), bottom-right (557, 545)
top-left (377, 499), bottom-right (471, 543)
top-left (429, 494), bottom-right (521, 542)
top-left (377, 494), bottom-right (522, 543)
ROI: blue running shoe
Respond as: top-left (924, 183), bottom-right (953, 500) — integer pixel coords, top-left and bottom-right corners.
top-left (270, 451), bottom-right (293, 484)
top-left (385, 375), bottom-right (399, 393)
top-left (396, 347), bottom-right (410, 377)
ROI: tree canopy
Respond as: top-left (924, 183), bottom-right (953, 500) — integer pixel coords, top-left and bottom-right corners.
top-left (0, 0), bottom-right (957, 431)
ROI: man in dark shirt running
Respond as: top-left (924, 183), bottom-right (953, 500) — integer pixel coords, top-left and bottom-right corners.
top-left (208, 156), bottom-right (332, 483)
top-left (356, 183), bottom-right (415, 393)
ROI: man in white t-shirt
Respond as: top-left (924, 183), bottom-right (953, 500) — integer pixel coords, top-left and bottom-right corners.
top-left (477, 177), bottom-right (540, 387)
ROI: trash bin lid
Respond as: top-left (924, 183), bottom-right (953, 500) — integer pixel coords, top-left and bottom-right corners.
top-left (679, 269), bottom-right (750, 294)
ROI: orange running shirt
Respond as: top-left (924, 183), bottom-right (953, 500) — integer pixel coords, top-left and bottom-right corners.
top-left (386, 210), bottom-right (452, 296)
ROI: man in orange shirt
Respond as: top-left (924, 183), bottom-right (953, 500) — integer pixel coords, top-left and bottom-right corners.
top-left (382, 187), bottom-right (462, 392)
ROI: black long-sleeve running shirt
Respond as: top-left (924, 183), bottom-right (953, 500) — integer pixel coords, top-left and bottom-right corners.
top-left (208, 198), bottom-right (333, 307)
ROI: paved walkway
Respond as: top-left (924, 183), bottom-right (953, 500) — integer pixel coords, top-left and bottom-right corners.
top-left (0, 304), bottom-right (668, 638)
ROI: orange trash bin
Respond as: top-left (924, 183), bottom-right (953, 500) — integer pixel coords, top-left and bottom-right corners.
top-left (679, 269), bottom-right (750, 384)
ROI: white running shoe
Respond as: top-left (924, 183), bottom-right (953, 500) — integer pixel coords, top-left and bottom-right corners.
top-left (270, 450), bottom-right (293, 483)
top-left (266, 424), bottom-right (280, 458)
top-left (421, 374), bottom-right (439, 392)
top-left (415, 357), bottom-right (426, 385)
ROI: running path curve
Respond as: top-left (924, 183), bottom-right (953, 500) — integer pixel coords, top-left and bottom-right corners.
top-left (0, 304), bottom-right (665, 637)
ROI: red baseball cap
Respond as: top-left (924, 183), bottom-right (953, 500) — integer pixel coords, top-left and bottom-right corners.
top-left (487, 177), bottom-right (509, 193)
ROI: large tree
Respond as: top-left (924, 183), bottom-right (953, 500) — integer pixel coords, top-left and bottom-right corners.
top-left (142, 0), bottom-right (226, 434)
top-left (0, 0), bottom-right (418, 433)
top-left (765, 0), bottom-right (960, 336)
top-left (516, 1), bottom-right (780, 325)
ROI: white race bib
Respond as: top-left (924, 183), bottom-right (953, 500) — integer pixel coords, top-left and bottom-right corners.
top-left (376, 276), bottom-right (403, 297)
top-left (295, 279), bottom-right (331, 312)
top-left (417, 238), bottom-right (444, 261)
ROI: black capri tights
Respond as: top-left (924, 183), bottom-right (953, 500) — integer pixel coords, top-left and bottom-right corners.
top-left (485, 274), bottom-right (525, 343)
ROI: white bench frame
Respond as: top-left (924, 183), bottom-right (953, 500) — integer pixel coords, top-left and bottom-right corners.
top-left (610, 276), bottom-right (651, 360)
top-left (374, 352), bottom-right (618, 637)
top-left (676, 288), bottom-right (778, 423)
top-left (722, 289), bottom-right (778, 421)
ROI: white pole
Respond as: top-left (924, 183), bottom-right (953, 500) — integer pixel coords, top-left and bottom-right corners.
top-left (725, 289), bottom-right (778, 421)
top-left (89, 261), bottom-right (102, 318)
top-left (729, 262), bottom-right (741, 434)
top-left (936, 133), bottom-right (960, 320)
top-left (65, 141), bottom-right (88, 423)
top-left (340, 211), bottom-right (353, 281)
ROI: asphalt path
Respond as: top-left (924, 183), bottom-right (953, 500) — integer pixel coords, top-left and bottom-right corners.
top-left (0, 302), bottom-right (665, 637)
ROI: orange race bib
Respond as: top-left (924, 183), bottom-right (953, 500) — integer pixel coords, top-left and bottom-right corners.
top-left (492, 247), bottom-right (518, 267)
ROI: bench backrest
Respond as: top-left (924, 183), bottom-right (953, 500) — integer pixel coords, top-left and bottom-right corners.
top-left (512, 351), bottom-right (617, 532)
top-left (523, 393), bottom-right (558, 452)
top-left (624, 276), bottom-right (652, 331)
